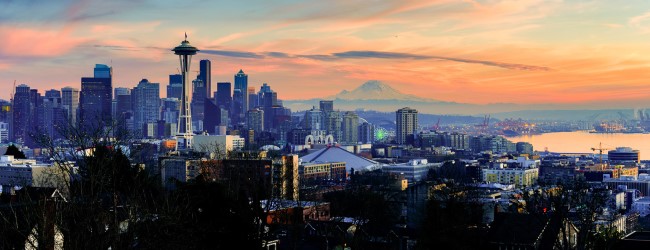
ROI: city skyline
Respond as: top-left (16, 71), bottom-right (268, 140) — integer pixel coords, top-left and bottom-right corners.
top-left (3, 1), bottom-right (650, 109)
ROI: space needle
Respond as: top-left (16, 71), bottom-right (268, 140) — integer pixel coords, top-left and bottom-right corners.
top-left (172, 33), bottom-right (199, 150)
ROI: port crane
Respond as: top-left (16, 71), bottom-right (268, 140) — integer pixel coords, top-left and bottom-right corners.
top-left (590, 142), bottom-right (610, 165)
top-left (432, 118), bottom-right (440, 131)
top-left (475, 114), bottom-right (490, 134)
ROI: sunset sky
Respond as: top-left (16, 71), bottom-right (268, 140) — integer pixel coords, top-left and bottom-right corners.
top-left (2, 0), bottom-right (650, 108)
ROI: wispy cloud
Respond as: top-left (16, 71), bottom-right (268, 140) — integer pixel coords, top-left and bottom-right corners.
top-left (629, 11), bottom-right (650, 33)
top-left (200, 49), bottom-right (265, 59)
top-left (192, 49), bottom-right (551, 71)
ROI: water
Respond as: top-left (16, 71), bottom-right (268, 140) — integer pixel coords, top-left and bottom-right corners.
top-left (505, 131), bottom-right (650, 160)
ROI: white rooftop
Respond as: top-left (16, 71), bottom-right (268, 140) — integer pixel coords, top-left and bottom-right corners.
top-left (300, 146), bottom-right (380, 172)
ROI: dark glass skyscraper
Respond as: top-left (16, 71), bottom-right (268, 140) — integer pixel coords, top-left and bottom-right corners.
top-left (11, 84), bottom-right (31, 144)
top-left (199, 60), bottom-right (212, 99)
top-left (216, 82), bottom-right (232, 109)
top-left (79, 64), bottom-right (112, 131)
top-left (234, 69), bottom-right (248, 117)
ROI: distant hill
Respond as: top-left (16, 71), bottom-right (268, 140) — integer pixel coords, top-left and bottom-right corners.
top-left (283, 80), bottom-right (648, 121)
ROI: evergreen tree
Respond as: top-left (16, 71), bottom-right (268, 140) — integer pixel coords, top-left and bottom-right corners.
top-left (4, 144), bottom-right (26, 159)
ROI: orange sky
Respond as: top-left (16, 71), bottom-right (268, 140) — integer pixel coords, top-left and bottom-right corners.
top-left (2, 0), bottom-right (650, 109)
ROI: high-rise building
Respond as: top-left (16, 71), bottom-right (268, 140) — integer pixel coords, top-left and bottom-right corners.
top-left (61, 87), bottom-right (79, 125)
top-left (161, 98), bottom-right (179, 124)
top-left (232, 89), bottom-right (243, 126)
top-left (258, 84), bottom-right (278, 131)
top-left (11, 84), bottom-right (31, 144)
top-left (115, 91), bottom-right (132, 131)
top-left (0, 122), bottom-right (8, 143)
top-left (358, 121), bottom-right (375, 144)
top-left (246, 108), bottom-right (264, 133)
top-left (396, 107), bottom-right (418, 145)
top-left (319, 100), bottom-right (333, 113)
top-left (79, 64), bottom-right (112, 131)
top-left (172, 35), bottom-right (199, 150)
top-left (342, 111), bottom-right (359, 144)
top-left (247, 87), bottom-right (257, 110)
top-left (234, 69), bottom-right (248, 115)
top-left (304, 107), bottom-right (322, 130)
top-left (112, 87), bottom-right (130, 118)
top-left (323, 111), bottom-right (342, 143)
top-left (191, 78), bottom-right (206, 125)
top-left (114, 87), bottom-right (130, 97)
top-left (132, 79), bottom-right (160, 137)
top-left (0, 100), bottom-right (11, 125)
top-left (45, 89), bottom-right (61, 99)
top-left (198, 60), bottom-right (212, 99)
top-left (216, 82), bottom-right (232, 110)
top-left (167, 74), bottom-right (183, 99)
top-left (203, 99), bottom-right (221, 134)
top-left (42, 90), bottom-right (65, 140)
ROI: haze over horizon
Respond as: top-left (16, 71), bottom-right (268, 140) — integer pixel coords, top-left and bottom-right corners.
top-left (2, 0), bottom-right (650, 109)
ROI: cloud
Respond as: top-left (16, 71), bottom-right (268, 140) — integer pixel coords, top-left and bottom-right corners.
top-left (0, 26), bottom-right (89, 57)
top-left (318, 51), bottom-right (550, 71)
top-left (200, 50), bottom-right (264, 59)
top-left (332, 51), bottom-right (430, 60)
top-left (629, 11), bottom-right (650, 33)
top-left (88, 45), bottom-right (550, 71)
top-left (265, 52), bottom-right (291, 58)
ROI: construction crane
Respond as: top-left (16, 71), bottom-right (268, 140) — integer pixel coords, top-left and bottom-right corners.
top-left (590, 142), bottom-right (610, 165)
top-left (10, 80), bottom-right (15, 101)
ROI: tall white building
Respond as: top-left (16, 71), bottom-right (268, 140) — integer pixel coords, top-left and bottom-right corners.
top-left (396, 107), bottom-right (418, 145)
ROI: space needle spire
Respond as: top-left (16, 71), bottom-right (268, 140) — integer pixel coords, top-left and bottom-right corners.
top-left (172, 33), bottom-right (199, 150)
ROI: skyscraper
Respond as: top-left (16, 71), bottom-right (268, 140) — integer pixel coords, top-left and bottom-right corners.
top-left (199, 60), bottom-right (212, 99)
top-left (342, 111), bottom-right (359, 144)
top-left (61, 87), bottom-right (79, 125)
top-left (234, 69), bottom-right (248, 116)
top-left (319, 100), bottom-right (333, 113)
top-left (167, 74), bottom-right (183, 99)
top-left (396, 107), bottom-right (418, 145)
top-left (358, 121), bottom-right (375, 144)
top-left (258, 84), bottom-right (278, 131)
top-left (324, 111), bottom-right (342, 143)
top-left (247, 87), bottom-right (257, 110)
top-left (172, 35), bottom-right (199, 150)
top-left (42, 90), bottom-right (65, 140)
top-left (216, 82), bottom-right (232, 110)
top-left (304, 107), bottom-right (322, 131)
top-left (11, 84), bottom-right (31, 144)
top-left (232, 89), bottom-right (243, 126)
top-left (191, 78), bottom-right (206, 125)
top-left (246, 108), bottom-right (264, 133)
top-left (79, 64), bottom-right (112, 131)
top-left (132, 79), bottom-right (160, 137)
top-left (112, 87), bottom-right (130, 118)
top-left (203, 99), bottom-right (221, 134)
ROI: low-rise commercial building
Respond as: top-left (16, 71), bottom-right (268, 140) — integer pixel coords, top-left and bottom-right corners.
top-left (483, 167), bottom-right (539, 188)
top-left (382, 159), bottom-right (440, 183)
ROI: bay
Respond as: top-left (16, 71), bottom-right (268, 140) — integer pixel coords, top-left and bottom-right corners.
top-left (505, 131), bottom-right (650, 160)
